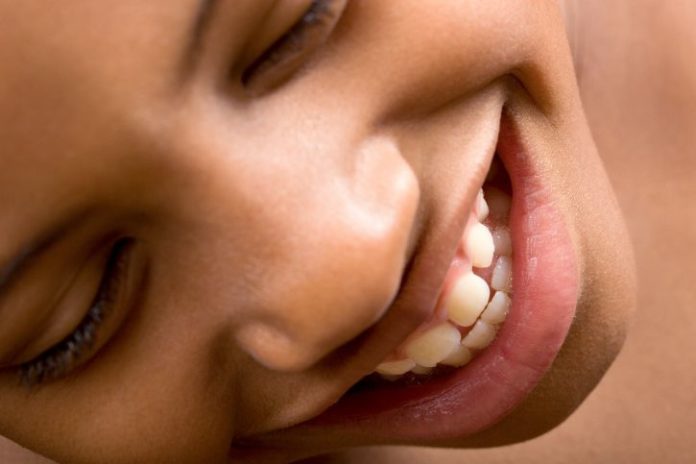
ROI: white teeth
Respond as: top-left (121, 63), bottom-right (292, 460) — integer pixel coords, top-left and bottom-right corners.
top-left (373, 180), bottom-right (515, 378)
top-left (480, 291), bottom-right (511, 325)
top-left (440, 344), bottom-right (473, 367)
top-left (411, 365), bottom-right (434, 375)
top-left (476, 189), bottom-right (489, 222)
top-left (465, 222), bottom-right (495, 268)
top-left (491, 256), bottom-right (512, 292)
top-left (446, 272), bottom-right (490, 327)
top-left (404, 322), bottom-right (461, 368)
top-left (376, 358), bottom-right (416, 376)
top-left (461, 320), bottom-right (497, 349)
top-left (492, 227), bottom-right (512, 256)
top-left (485, 188), bottom-right (511, 221)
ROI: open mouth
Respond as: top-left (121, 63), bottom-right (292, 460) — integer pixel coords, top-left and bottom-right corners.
top-left (365, 155), bottom-right (513, 383)
top-left (274, 115), bottom-right (580, 446)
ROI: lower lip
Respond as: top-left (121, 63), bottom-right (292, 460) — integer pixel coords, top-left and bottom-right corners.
top-left (278, 116), bottom-right (579, 445)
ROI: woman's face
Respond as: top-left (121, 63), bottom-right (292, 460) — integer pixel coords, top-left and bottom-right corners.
top-left (0, 1), bottom-right (635, 462)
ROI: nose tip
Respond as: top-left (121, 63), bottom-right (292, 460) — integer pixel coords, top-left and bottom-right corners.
top-left (339, 135), bottom-right (422, 324)
top-left (235, 136), bottom-right (420, 372)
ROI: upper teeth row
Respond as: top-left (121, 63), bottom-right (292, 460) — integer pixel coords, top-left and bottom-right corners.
top-left (375, 187), bottom-right (513, 378)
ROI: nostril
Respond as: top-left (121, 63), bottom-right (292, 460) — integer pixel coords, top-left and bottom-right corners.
top-left (235, 323), bottom-right (303, 372)
top-left (236, 216), bottom-right (418, 373)
top-left (235, 136), bottom-right (421, 373)
top-left (234, 233), bottom-right (412, 373)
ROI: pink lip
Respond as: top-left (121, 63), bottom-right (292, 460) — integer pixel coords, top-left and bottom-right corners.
top-left (257, 114), bottom-right (579, 447)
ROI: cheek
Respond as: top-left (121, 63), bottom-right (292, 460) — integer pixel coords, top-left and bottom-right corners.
top-left (567, 167), bottom-right (636, 382)
top-left (0, 283), bottom-right (238, 463)
top-left (568, 122), bottom-right (637, 365)
top-left (0, 378), bottom-right (233, 463)
top-left (527, 118), bottom-right (637, 433)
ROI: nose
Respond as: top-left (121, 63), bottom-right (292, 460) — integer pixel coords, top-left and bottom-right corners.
top-left (234, 136), bottom-right (420, 372)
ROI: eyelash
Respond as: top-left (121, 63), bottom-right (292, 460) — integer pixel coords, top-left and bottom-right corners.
top-left (18, 239), bottom-right (132, 387)
top-left (241, 0), bottom-right (342, 86)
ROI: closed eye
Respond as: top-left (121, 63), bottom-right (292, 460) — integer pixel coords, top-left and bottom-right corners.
top-left (17, 239), bottom-right (135, 387)
top-left (241, 0), bottom-right (348, 93)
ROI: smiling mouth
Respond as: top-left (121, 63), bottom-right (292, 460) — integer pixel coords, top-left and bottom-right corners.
top-left (366, 155), bottom-right (513, 382)
top-left (260, 114), bottom-right (580, 447)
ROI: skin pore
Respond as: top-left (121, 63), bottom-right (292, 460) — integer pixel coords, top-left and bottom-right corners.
top-left (0, 0), bottom-right (665, 463)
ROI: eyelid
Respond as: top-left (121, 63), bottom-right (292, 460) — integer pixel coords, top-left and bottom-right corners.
top-left (0, 226), bottom-right (106, 366)
top-left (240, 0), bottom-right (348, 93)
top-left (236, 0), bottom-right (316, 71)
top-left (17, 239), bottom-right (141, 387)
top-left (2, 243), bottom-right (113, 366)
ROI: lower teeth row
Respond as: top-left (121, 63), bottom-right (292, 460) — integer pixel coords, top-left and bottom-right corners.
top-left (375, 186), bottom-right (513, 379)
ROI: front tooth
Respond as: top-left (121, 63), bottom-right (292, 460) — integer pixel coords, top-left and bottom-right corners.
top-left (440, 344), bottom-right (473, 367)
top-left (461, 320), bottom-right (497, 349)
top-left (476, 189), bottom-right (489, 221)
top-left (375, 359), bottom-right (416, 376)
top-left (492, 227), bottom-right (512, 256)
top-left (446, 272), bottom-right (490, 327)
top-left (404, 322), bottom-right (461, 368)
top-left (491, 256), bottom-right (512, 292)
top-left (465, 222), bottom-right (495, 268)
top-left (411, 365), bottom-right (434, 375)
top-left (480, 291), bottom-right (511, 325)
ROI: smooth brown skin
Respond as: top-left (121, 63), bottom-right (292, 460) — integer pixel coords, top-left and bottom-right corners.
top-left (2, 0), bottom-right (682, 462)
top-left (302, 1), bottom-right (696, 463)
